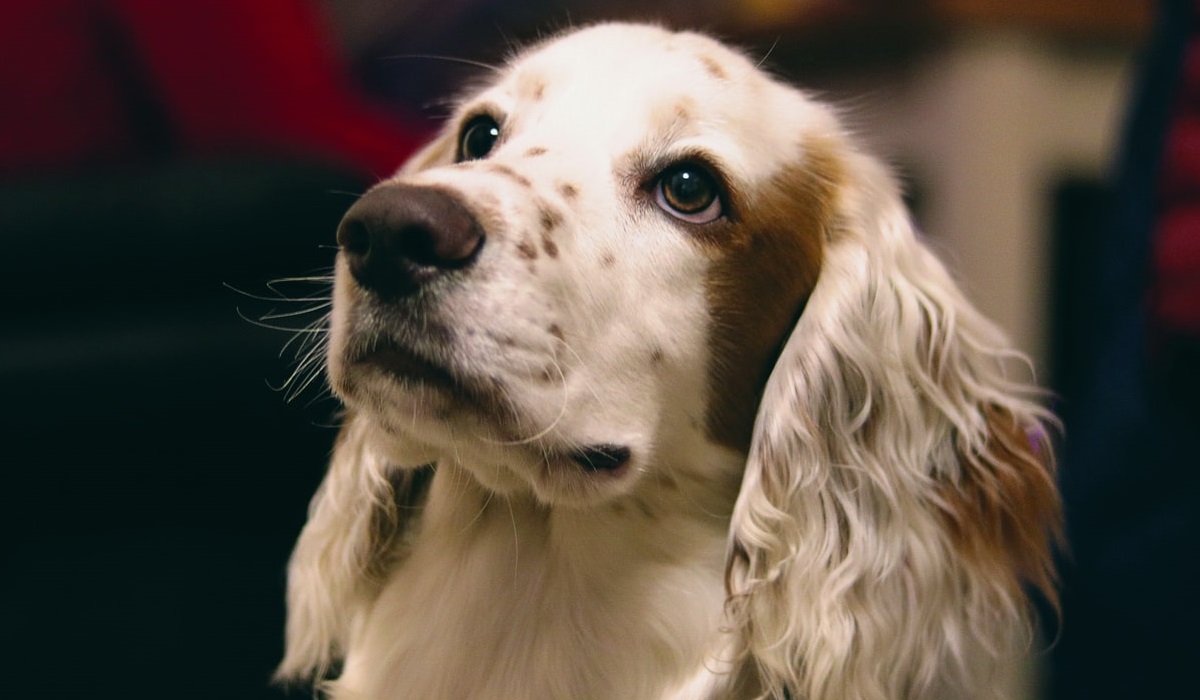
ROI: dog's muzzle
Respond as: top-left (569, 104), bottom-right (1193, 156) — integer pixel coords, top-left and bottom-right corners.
top-left (337, 184), bottom-right (485, 298)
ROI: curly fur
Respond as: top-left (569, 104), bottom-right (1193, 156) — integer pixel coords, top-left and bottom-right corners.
top-left (725, 152), bottom-right (1059, 699)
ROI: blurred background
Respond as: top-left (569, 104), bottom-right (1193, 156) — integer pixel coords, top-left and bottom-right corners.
top-left (4, 1), bottom-right (1195, 699)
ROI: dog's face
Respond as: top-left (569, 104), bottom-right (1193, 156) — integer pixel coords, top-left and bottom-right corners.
top-left (328, 24), bottom-right (835, 506)
top-left (287, 24), bottom-right (1061, 697)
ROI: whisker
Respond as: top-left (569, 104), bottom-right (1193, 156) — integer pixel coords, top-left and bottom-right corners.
top-left (267, 274), bottom-right (334, 285)
top-left (460, 487), bottom-right (495, 534)
top-left (236, 307), bottom-right (330, 334)
top-left (324, 189), bottom-right (366, 200)
top-left (552, 335), bottom-right (604, 408)
top-left (225, 277), bottom-right (333, 303)
top-left (757, 35), bottom-right (781, 67)
top-left (279, 318), bottom-right (325, 358)
top-left (260, 303), bottom-right (334, 322)
top-left (380, 53), bottom-right (502, 73)
top-left (288, 358), bottom-right (331, 401)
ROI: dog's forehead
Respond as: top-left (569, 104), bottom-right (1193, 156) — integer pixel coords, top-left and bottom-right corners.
top-left (519, 24), bottom-right (748, 79)
top-left (472, 24), bottom-right (798, 169)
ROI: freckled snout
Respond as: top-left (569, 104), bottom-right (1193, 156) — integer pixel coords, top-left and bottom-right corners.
top-left (337, 184), bottom-right (485, 298)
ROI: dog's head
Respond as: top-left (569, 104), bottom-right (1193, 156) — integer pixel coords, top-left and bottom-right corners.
top-left (291, 23), bottom-right (1060, 698)
top-left (328, 23), bottom-right (833, 505)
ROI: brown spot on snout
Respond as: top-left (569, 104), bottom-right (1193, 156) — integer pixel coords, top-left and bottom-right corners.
top-left (525, 146), bottom-right (548, 157)
top-left (538, 205), bottom-right (562, 258)
top-left (539, 205), bottom-right (563, 232)
top-left (542, 234), bottom-right (559, 259)
top-left (704, 138), bottom-right (841, 451)
top-left (516, 238), bottom-right (538, 260)
top-left (558, 182), bottom-right (579, 200)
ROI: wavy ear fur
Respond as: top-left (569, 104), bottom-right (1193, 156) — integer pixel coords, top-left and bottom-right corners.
top-left (275, 413), bottom-right (429, 684)
top-left (727, 149), bottom-right (1060, 700)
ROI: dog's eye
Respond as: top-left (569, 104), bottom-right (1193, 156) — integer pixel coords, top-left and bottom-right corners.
top-left (458, 115), bottom-right (501, 161)
top-left (654, 164), bottom-right (723, 224)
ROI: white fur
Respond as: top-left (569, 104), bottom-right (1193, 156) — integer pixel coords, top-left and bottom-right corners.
top-left (277, 23), bottom-right (1058, 700)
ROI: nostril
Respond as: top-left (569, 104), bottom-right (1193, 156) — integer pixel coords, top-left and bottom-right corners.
top-left (396, 224), bottom-right (441, 268)
top-left (337, 219), bottom-right (372, 257)
top-left (398, 222), bottom-right (484, 269)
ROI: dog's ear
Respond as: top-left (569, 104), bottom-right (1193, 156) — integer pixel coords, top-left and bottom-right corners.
top-left (276, 412), bottom-right (427, 685)
top-left (725, 153), bottom-right (1061, 699)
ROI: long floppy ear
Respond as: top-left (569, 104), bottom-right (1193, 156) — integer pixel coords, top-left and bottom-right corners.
top-left (275, 412), bottom-right (431, 684)
top-left (726, 149), bottom-right (1061, 700)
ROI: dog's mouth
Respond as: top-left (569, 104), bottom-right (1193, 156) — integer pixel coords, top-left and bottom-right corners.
top-left (354, 343), bottom-right (460, 390)
top-left (344, 338), bottom-right (506, 413)
top-left (567, 444), bottom-right (632, 473)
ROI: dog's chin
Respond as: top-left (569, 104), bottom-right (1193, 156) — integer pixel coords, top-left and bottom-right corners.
top-left (432, 444), bottom-right (640, 508)
top-left (333, 346), bottom-right (644, 508)
top-left (528, 444), bottom-right (639, 507)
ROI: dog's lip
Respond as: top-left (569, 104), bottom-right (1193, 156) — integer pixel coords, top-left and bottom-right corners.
top-left (351, 342), bottom-right (460, 390)
top-left (567, 444), bottom-right (632, 474)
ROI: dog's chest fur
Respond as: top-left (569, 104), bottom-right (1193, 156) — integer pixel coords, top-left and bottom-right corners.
top-left (332, 465), bottom-right (741, 700)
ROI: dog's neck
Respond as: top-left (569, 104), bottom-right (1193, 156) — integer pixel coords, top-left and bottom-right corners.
top-left (420, 454), bottom-right (742, 570)
top-left (337, 450), bottom-right (750, 699)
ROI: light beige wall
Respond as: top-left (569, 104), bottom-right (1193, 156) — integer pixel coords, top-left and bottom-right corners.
top-left (831, 31), bottom-right (1134, 372)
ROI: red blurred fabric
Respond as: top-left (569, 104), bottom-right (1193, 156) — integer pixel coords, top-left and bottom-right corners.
top-left (1153, 21), bottom-right (1200, 335)
top-left (0, 0), bottom-right (423, 179)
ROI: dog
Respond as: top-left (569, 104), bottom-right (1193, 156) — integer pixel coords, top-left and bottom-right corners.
top-left (276, 23), bottom-right (1060, 700)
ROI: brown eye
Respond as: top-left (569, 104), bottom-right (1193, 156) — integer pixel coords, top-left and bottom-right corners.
top-left (458, 115), bottom-right (500, 161)
top-left (655, 164), bottom-right (723, 223)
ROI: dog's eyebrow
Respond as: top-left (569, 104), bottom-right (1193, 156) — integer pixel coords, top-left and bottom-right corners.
top-left (458, 102), bottom-right (506, 127)
top-left (612, 95), bottom-right (703, 183)
top-left (514, 69), bottom-right (548, 102)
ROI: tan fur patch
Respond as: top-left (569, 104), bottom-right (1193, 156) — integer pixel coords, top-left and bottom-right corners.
top-left (541, 232), bottom-right (559, 259)
top-left (537, 204), bottom-right (562, 258)
top-left (525, 146), bottom-right (548, 157)
top-left (516, 238), bottom-right (538, 260)
top-left (674, 99), bottom-right (694, 123)
top-left (487, 162), bottom-right (532, 188)
top-left (942, 407), bottom-right (1062, 607)
top-left (698, 54), bottom-right (728, 80)
top-left (640, 96), bottom-right (698, 146)
top-left (703, 138), bottom-right (841, 450)
top-left (558, 182), bottom-right (579, 199)
top-left (539, 205), bottom-right (563, 232)
top-left (518, 71), bottom-right (547, 102)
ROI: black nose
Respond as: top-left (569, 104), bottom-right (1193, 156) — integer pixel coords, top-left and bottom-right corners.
top-left (336, 184), bottom-right (485, 298)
